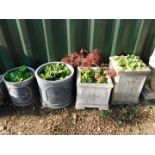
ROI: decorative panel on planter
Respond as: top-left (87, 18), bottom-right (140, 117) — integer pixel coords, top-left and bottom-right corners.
top-left (109, 56), bottom-right (150, 104)
top-left (76, 67), bottom-right (113, 110)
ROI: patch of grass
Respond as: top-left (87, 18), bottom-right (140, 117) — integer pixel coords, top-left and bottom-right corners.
top-left (110, 105), bottom-right (145, 125)
top-left (100, 110), bottom-right (111, 118)
top-left (100, 105), bottom-right (149, 125)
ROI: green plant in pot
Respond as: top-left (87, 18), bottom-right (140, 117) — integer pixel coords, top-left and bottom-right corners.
top-left (114, 55), bottom-right (148, 71)
top-left (5, 66), bottom-right (33, 82)
top-left (39, 63), bottom-right (71, 81)
top-left (80, 67), bottom-right (108, 84)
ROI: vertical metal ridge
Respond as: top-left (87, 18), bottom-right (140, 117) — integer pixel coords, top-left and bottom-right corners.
top-left (16, 19), bottom-right (32, 59)
top-left (0, 20), bottom-right (18, 67)
top-left (133, 19), bottom-right (145, 55)
top-left (42, 19), bottom-right (50, 62)
top-left (101, 20), bottom-right (107, 48)
top-left (66, 19), bottom-right (71, 54)
top-left (0, 26), bottom-right (14, 71)
top-left (6, 20), bottom-right (24, 66)
top-left (89, 19), bottom-right (95, 51)
top-left (111, 19), bottom-right (121, 56)
top-left (42, 19), bottom-right (55, 62)
top-left (150, 37), bottom-right (155, 53)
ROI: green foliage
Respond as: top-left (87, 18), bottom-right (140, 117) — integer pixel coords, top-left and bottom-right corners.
top-left (115, 55), bottom-right (146, 71)
top-left (5, 66), bottom-right (33, 83)
top-left (80, 68), bottom-right (108, 84)
top-left (40, 63), bottom-right (71, 81)
top-left (100, 110), bottom-right (111, 118)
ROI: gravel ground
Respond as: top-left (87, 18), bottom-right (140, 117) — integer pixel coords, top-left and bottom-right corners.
top-left (0, 101), bottom-right (155, 135)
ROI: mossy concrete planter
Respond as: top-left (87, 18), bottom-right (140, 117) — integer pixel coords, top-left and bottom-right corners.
top-left (3, 67), bottom-right (39, 106)
top-left (109, 56), bottom-right (150, 104)
top-left (35, 62), bottom-right (74, 109)
top-left (75, 67), bottom-right (113, 110)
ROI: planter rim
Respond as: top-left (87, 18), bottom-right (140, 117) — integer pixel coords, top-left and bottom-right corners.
top-left (77, 67), bottom-right (113, 88)
top-left (3, 66), bottom-right (35, 85)
top-left (35, 62), bottom-right (74, 83)
top-left (109, 56), bottom-right (151, 73)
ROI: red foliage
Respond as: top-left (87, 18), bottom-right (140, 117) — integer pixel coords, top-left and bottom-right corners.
top-left (107, 69), bottom-right (117, 78)
top-left (61, 48), bottom-right (102, 67)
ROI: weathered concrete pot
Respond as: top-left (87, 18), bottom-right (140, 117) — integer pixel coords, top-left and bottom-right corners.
top-left (75, 67), bottom-right (113, 110)
top-left (3, 67), bottom-right (39, 106)
top-left (109, 56), bottom-right (150, 104)
top-left (35, 62), bottom-right (74, 109)
top-left (148, 65), bottom-right (155, 91)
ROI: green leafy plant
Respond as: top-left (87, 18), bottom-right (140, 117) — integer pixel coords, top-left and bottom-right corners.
top-left (115, 55), bottom-right (147, 71)
top-left (40, 63), bottom-right (71, 81)
top-left (80, 68), bottom-right (108, 84)
top-left (5, 66), bottom-right (33, 82)
top-left (100, 110), bottom-right (111, 118)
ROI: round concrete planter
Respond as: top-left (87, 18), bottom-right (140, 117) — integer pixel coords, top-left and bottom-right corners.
top-left (3, 67), bottom-right (39, 106)
top-left (35, 62), bottom-right (74, 109)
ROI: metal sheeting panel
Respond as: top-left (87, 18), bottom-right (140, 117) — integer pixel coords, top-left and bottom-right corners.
top-left (0, 19), bottom-right (155, 73)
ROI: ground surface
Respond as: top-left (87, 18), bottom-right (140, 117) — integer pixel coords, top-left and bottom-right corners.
top-left (0, 101), bottom-right (155, 135)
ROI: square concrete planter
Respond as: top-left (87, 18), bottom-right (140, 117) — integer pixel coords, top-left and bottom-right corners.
top-left (109, 56), bottom-right (151, 104)
top-left (75, 67), bottom-right (113, 110)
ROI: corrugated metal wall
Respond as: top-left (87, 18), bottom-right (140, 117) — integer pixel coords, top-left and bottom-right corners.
top-left (0, 19), bottom-right (155, 73)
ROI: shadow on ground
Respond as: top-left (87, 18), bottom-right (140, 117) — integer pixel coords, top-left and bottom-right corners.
top-left (0, 102), bottom-right (41, 117)
top-left (100, 104), bottom-right (151, 125)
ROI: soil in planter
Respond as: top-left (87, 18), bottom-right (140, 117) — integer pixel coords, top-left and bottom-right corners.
top-left (5, 66), bottom-right (33, 82)
top-left (39, 63), bottom-right (71, 81)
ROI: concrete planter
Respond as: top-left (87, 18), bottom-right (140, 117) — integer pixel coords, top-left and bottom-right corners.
top-left (3, 67), bottom-right (39, 106)
top-left (148, 65), bottom-right (155, 91)
top-left (148, 48), bottom-right (155, 91)
top-left (109, 56), bottom-right (150, 104)
top-left (75, 67), bottom-right (113, 110)
top-left (35, 62), bottom-right (74, 109)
